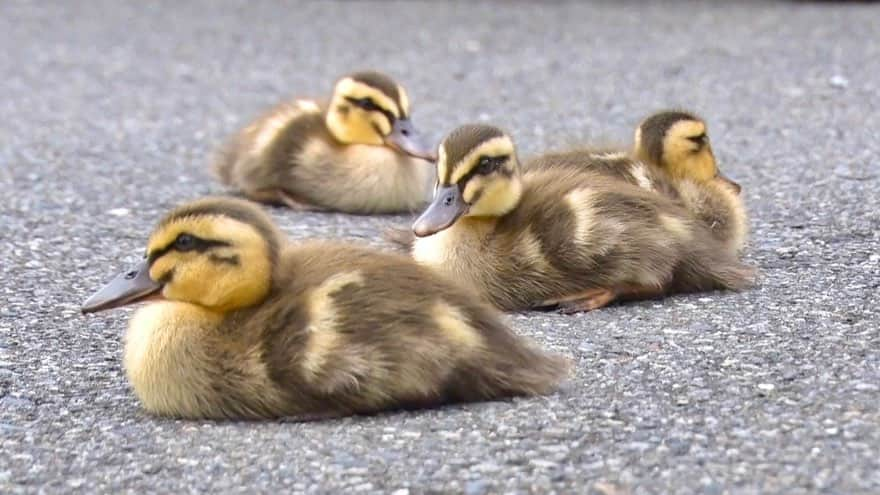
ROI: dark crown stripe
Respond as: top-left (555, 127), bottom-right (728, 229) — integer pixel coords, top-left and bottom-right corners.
top-left (348, 71), bottom-right (405, 115)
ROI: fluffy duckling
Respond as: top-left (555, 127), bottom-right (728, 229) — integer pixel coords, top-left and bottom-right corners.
top-left (410, 124), bottom-right (753, 313)
top-left (213, 71), bottom-right (436, 214)
top-left (81, 197), bottom-right (569, 420)
top-left (523, 111), bottom-right (747, 254)
top-left (633, 110), bottom-right (748, 254)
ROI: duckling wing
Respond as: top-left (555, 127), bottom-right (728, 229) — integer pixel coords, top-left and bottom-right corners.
top-left (258, 243), bottom-right (569, 417)
top-left (212, 99), bottom-right (325, 190)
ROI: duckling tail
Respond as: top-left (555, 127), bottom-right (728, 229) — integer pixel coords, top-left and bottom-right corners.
top-left (451, 315), bottom-right (573, 401)
top-left (674, 241), bottom-right (757, 293)
top-left (211, 140), bottom-right (238, 185)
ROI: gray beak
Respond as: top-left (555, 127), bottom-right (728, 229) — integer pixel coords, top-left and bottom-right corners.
top-left (81, 260), bottom-right (162, 314)
top-left (385, 118), bottom-right (438, 161)
top-left (412, 185), bottom-right (468, 237)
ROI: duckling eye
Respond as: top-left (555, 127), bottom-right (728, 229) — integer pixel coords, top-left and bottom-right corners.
top-left (686, 133), bottom-right (707, 147)
top-left (350, 97), bottom-right (381, 112)
top-left (476, 155), bottom-right (507, 175)
top-left (174, 234), bottom-right (197, 251)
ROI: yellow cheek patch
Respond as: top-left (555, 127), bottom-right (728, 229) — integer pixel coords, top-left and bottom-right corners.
top-left (449, 136), bottom-right (516, 184)
top-left (462, 176), bottom-right (485, 204)
top-left (466, 175), bottom-right (523, 217)
top-left (370, 114), bottom-right (392, 136)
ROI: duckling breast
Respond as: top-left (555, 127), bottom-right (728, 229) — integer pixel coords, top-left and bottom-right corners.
top-left (290, 141), bottom-right (434, 213)
top-left (123, 302), bottom-right (283, 419)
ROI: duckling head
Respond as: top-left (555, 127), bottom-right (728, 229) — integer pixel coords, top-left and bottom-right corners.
top-left (82, 197), bottom-right (282, 315)
top-left (634, 110), bottom-right (741, 194)
top-left (413, 124), bottom-right (522, 237)
top-left (325, 70), bottom-right (436, 160)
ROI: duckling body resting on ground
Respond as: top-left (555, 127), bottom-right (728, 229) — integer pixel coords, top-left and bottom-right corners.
top-left (525, 111), bottom-right (748, 254)
top-left (410, 125), bottom-right (753, 313)
top-left (633, 110), bottom-right (748, 254)
top-left (81, 197), bottom-right (568, 420)
top-left (213, 71), bottom-right (436, 214)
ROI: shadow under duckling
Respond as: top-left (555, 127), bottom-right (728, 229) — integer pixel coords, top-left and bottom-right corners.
top-left (409, 124), bottom-right (754, 313)
top-left (213, 71), bottom-right (437, 214)
top-left (81, 197), bottom-right (569, 420)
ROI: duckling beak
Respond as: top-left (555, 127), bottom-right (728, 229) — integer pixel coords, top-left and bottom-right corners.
top-left (385, 118), bottom-right (438, 161)
top-left (716, 171), bottom-right (742, 195)
top-left (81, 260), bottom-right (163, 314)
top-left (413, 185), bottom-right (468, 237)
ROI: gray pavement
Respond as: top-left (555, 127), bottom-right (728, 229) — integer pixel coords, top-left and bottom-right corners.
top-left (1, 1), bottom-right (879, 493)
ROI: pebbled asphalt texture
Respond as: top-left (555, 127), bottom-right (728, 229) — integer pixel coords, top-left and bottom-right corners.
top-left (1, 1), bottom-right (879, 493)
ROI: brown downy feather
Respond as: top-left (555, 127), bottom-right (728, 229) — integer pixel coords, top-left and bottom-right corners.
top-left (223, 242), bottom-right (571, 418)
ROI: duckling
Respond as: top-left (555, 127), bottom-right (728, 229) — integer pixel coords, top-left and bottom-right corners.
top-left (410, 124), bottom-right (754, 313)
top-left (522, 111), bottom-right (747, 254)
top-left (81, 197), bottom-right (569, 420)
top-left (213, 71), bottom-right (437, 214)
top-left (633, 110), bottom-right (748, 254)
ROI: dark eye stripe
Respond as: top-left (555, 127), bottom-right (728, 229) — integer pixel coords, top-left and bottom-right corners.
top-left (446, 154), bottom-right (511, 195)
top-left (147, 234), bottom-right (231, 265)
top-left (344, 96), bottom-right (396, 129)
top-left (686, 133), bottom-right (707, 145)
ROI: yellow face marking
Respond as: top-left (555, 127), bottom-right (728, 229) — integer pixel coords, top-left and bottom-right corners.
top-left (431, 300), bottom-right (483, 350)
top-left (564, 188), bottom-right (596, 243)
top-left (662, 120), bottom-right (717, 183)
top-left (146, 216), bottom-right (272, 312)
top-left (300, 271), bottom-right (365, 379)
top-left (436, 144), bottom-right (449, 185)
top-left (326, 78), bottom-right (402, 145)
top-left (465, 174), bottom-right (523, 217)
top-left (396, 84), bottom-right (410, 116)
top-left (447, 136), bottom-right (516, 185)
top-left (334, 78), bottom-right (400, 118)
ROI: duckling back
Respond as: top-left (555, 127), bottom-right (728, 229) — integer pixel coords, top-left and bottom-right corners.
top-left (255, 243), bottom-right (570, 416)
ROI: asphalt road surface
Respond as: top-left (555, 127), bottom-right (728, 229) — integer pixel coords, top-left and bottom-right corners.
top-left (2, 1), bottom-right (879, 493)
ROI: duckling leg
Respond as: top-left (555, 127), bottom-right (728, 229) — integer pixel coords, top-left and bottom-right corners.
top-left (543, 288), bottom-right (618, 314)
top-left (548, 283), bottom-right (667, 313)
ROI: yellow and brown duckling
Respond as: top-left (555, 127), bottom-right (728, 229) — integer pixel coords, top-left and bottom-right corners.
top-left (633, 110), bottom-right (748, 254)
top-left (81, 197), bottom-right (569, 420)
top-left (524, 111), bottom-right (748, 254)
top-left (213, 71), bottom-right (437, 214)
top-left (409, 124), bottom-right (754, 313)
